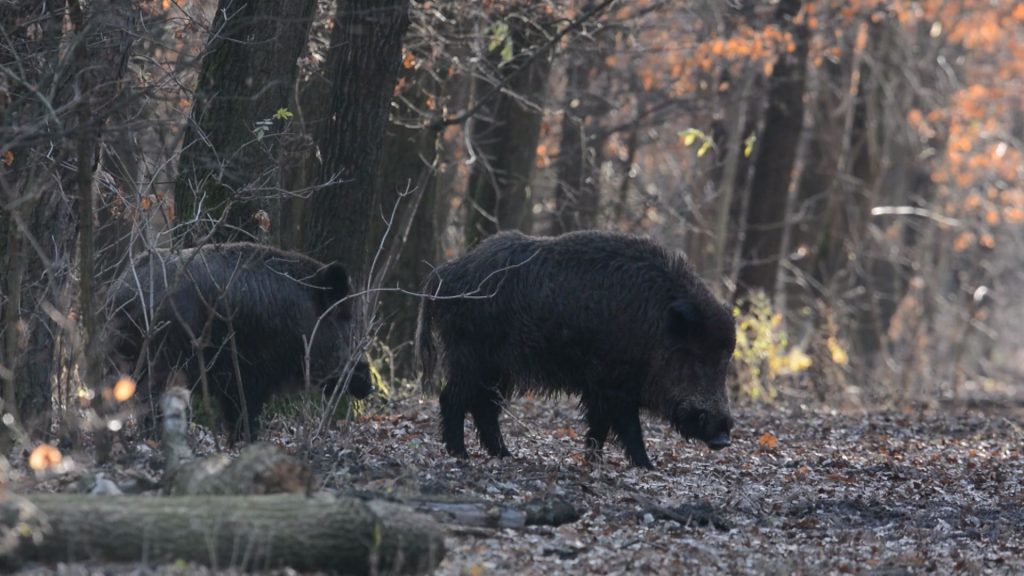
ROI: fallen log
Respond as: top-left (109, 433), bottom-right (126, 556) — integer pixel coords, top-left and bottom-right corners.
top-left (0, 492), bottom-right (445, 574)
top-left (351, 492), bottom-right (580, 529)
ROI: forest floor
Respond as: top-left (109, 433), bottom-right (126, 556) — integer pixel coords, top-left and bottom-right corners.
top-left (9, 389), bottom-right (1024, 575)
top-left (333, 393), bottom-right (1024, 575)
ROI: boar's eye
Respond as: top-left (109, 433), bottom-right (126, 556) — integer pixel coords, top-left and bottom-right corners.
top-left (313, 261), bottom-right (351, 315)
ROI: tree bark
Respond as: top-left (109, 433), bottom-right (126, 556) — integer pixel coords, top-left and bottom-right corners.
top-left (375, 96), bottom-right (445, 371)
top-left (465, 10), bottom-right (553, 246)
top-left (173, 0), bottom-right (317, 244)
top-left (734, 0), bottom-right (808, 302)
top-left (712, 70), bottom-right (761, 290)
top-left (0, 0), bottom-right (75, 439)
top-left (303, 0), bottom-right (411, 286)
top-left (785, 41), bottom-right (844, 338)
top-left (0, 493), bottom-right (445, 574)
top-left (551, 4), bottom-right (603, 234)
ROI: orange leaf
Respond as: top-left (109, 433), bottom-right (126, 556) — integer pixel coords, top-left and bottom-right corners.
top-left (2, 150), bottom-right (13, 167)
top-left (28, 444), bottom-right (62, 471)
top-left (757, 432), bottom-right (778, 451)
top-left (953, 231), bottom-right (975, 252)
top-left (114, 376), bottom-right (137, 402)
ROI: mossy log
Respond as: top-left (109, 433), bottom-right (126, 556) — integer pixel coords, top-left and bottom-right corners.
top-left (0, 493), bottom-right (445, 574)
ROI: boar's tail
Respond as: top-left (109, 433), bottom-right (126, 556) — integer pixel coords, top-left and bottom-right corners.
top-left (415, 296), bottom-right (437, 394)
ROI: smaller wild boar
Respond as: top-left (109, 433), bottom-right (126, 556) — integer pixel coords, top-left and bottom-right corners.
top-left (104, 243), bottom-right (372, 441)
top-left (417, 231), bottom-right (735, 468)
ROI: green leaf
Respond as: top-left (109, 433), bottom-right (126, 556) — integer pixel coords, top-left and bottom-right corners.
top-left (488, 22), bottom-right (509, 52)
top-left (273, 107), bottom-right (293, 121)
top-left (500, 37), bottom-right (514, 65)
top-left (744, 133), bottom-right (757, 158)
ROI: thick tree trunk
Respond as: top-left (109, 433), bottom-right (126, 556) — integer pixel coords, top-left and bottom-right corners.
top-left (0, 0), bottom-right (74, 439)
top-left (0, 0), bottom-right (138, 447)
top-left (0, 493), bottom-right (445, 574)
top-left (174, 0), bottom-right (317, 244)
top-left (304, 0), bottom-right (411, 285)
top-left (734, 0), bottom-right (808, 302)
top-left (465, 12), bottom-right (553, 246)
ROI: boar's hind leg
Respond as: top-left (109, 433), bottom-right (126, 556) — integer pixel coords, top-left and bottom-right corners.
top-left (217, 366), bottom-right (266, 444)
top-left (611, 405), bottom-right (654, 469)
top-left (470, 387), bottom-right (511, 458)
top-left (581, 394), bottom-right (611, 461)
top-left (439, 383), bottom-right (470, 458)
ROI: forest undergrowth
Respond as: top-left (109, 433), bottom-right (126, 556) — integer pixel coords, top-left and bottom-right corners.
top-left (10, 387), bottom-right (1023, 575)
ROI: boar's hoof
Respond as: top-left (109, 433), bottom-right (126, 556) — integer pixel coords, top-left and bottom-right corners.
top-left (705, 432), bottom-right (731, 451)
top-left (446, 447), bottom-right (471, 460)
top-left (633, 458), bottom-right (656, 470)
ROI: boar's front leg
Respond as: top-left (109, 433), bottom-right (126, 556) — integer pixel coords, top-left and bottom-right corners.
top-left (611, 403), bottom-right (654, 469)
top-left (216, 363), bottom-right (267, 445)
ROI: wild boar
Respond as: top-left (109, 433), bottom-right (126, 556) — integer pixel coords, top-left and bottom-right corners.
top-left (417, 231), bottom-right (735, 468)
top-left (104, 243), bottom-right (371, 441)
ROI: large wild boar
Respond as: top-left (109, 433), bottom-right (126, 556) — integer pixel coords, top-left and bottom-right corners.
top-left (104, 243), bottom-right (372, 441)
top-left (417, 230), bottom-right (735, 469)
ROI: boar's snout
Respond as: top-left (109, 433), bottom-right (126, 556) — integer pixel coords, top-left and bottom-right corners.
top-left (706, 430), bottom-right (731, 450)
top-left (674, 408), bottom-right (733, 451)
top-left (701, 410), bottom-right (733, 450)
top-left (347, 361), bottom-right (373, 399)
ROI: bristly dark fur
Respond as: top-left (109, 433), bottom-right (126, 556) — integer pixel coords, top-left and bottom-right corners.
top-left (417, 230), bottom-right (736, 469)
top-left (103, 242), bottom-right (371, 442)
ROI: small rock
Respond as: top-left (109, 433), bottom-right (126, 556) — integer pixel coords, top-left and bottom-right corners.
top-left (90, 473), bottom-right (123, 496)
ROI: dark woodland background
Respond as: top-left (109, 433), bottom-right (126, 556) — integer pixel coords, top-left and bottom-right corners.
top-left (1, 0), bottom-right (1022, 460)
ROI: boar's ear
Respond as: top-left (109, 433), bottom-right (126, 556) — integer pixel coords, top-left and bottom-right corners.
top-left (313, 262), bottom-right (351, 311)
top-left (666, 299), bottom-right (704, 348)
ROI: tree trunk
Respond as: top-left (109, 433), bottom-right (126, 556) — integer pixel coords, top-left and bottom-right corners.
top-left (734, 0), bottom-right (808, 302)
top-left (786, 45), bottom-right (844, 339)
top-left (464, 11), bottom-right (553, 246)
top-left (303, 0), bottom-right (411, 286)
top-left (374, 38), bottom-right (454, 374)
top-left (95, 98), bottom-right (143, 284)
top-left (0, 0), bottom-right (74, 439)
top-left (1, 0), bottom-right (139, 446)
top-left (551, 6), bottom-right (603, 234)
top-left (173, 0), bottom-right (317, 244)
top-left (0, 493), bottom-right (445, 574)
top-left (712, 70), bottom-right (761, 291)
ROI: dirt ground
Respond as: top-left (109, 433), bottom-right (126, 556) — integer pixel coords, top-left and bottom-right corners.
top-left (8, 391), bottom-right (1024, 575)
top-left (330, 394), bottom-right (1024, 575)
